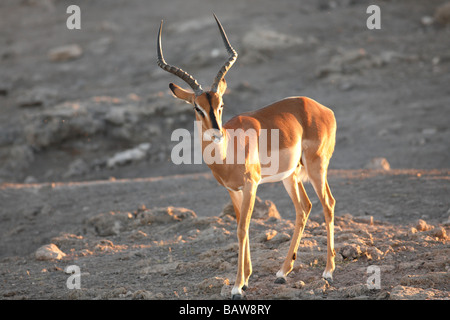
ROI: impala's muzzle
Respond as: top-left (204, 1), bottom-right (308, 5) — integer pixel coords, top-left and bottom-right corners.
top-left (204, 128), bottom-right (224, 144)
top-left (212, 132), bottom-right (224, 144)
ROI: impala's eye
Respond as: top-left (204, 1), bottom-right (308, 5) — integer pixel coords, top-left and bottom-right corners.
top-left (194, 105), bottom-right (205, 118)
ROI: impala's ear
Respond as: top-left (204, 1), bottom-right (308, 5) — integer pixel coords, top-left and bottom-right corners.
top-left (169, 83), bottom-right (195, 105)
top-left (216, 78), bottom-right (227, 96)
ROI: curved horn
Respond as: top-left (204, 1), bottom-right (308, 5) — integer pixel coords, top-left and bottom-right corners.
top-left (157, 20), bottom-right (203, 96)
top-left (210, 14), bottom-right (238, 93)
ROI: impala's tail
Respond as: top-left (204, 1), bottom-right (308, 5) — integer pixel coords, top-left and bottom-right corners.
top-left (297, 154), bottom-right (309, 183)
top-left (297, 165), bottom-right (309, 183)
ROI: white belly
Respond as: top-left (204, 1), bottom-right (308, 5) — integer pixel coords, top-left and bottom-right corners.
top-left (259, 166), bottom-right (297, 184)
top-left (259, 141), bottom-right (301, 184)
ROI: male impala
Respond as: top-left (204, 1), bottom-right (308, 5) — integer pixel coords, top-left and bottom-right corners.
top-left (157, 15), bottom-right (337, 300)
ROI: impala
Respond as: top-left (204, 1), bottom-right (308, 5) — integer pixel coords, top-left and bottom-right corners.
top-left (156, 15), bottom-right (337, 300)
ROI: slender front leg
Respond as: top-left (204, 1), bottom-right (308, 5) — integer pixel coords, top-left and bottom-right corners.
top-left (228, 190), bottom-right (251, 291)
top-left (231, 182), bottom-right (257, 300)
top-left (227, 190), bottom-right (242, 224)
top-left (276, 173), bottom-right (312, 283)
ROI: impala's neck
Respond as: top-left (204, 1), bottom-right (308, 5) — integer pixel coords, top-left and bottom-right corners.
top-left (197, 122), bottom-right (229, 166)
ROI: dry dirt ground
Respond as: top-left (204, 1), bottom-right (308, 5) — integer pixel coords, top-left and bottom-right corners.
top-left (0, 0), bottom-right (449, 300)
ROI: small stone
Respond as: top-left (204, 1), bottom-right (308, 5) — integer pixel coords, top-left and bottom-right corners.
top-left (353, 215), bottom-right (374, 225)
top-left (432, 57), bottom-right (441, 65)
top-left (421, 16), bottom-right (434, 26)
top-left (48, 44), bottom-right (83, 62)
top-left (64, 158), bottom-right (89, 178)
top-left (340, 244), bottom-right (362, 260)
top-left (304, 278), bottom-right (330, 295)
top-left (415, 219), bottom-right (433, 232)
top-left (221, 196), bottom-right (281, 220)
top-left (260, 230), bottom-right (278, 242)
top-left (435, 2), bottom-right (450, 25)
top-left (197, 277), bottom-right (230, 294)
top-left (35, 244), bottom-right (66, 261)
top-left (432, 227), bottom-right (447, 240)
top-left (87, 211), bottom-right (134, 236)
top-left (106, 143), bottom-right (151, 168)
top-left (138, 206), bottom-right (197, 225)
top-left (364, 157), bottom-right (390, 170)
top-left (269, 232), bottom-right (291, 244)
top-left (129, 230), bottom-right (148, 240)
top-left (131, 290), bottom-right (153, 300)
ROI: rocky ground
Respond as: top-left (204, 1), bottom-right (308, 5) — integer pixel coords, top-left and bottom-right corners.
top-left (1, 169), bottom-right (448, 300)
top-left (0, 0), bottom-right (449, 300)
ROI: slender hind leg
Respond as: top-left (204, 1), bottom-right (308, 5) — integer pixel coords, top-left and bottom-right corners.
top-left (306, 159), bottom-right (336, 281)
top-left (275, 169), bottom-right (312, 283)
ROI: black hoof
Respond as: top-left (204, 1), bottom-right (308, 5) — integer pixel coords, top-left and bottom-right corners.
top-left (232, 294), bottom-right (245, 300)
top-left (274, 277), bottom-right (287, 284)
top-left (242, 284), bottom-right (248, 291)
top-left (323, 276), bottom-right (333, 284)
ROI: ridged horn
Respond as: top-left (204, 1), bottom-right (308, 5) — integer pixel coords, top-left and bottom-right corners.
top-left (210, 14), bottom-right (238, 93)
top-left (157, 20), bottom-right (203, 96)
